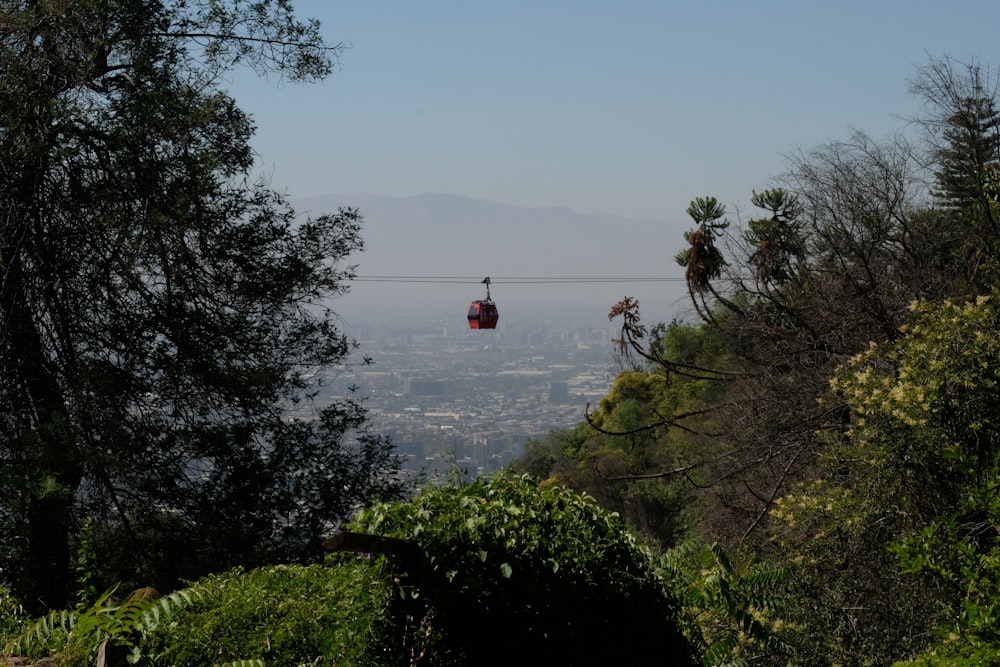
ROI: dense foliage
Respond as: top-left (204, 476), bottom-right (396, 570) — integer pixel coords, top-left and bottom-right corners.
top-left (138, 562), bottom-right (395, 667)
top-left (1, 563), bottom-right (392, 666)
top-left (0, 0), bottom-right (402, 610)
top-left (6, 6), bottom-right (1000, 663)
top-left (351, 473), bottom-right (696, 667)
top-left (513, 369), bottom-right (697, 551)
top-left (1, 477), bottom-right (703, 666)
top-left (514, 55), bottom-right (1000, 665)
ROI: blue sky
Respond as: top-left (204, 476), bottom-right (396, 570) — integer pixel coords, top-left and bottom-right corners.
top-left (231, 1), bottom-right (1000, 223)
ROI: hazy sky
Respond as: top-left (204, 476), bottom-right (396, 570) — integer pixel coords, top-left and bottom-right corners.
top-left (229, 1), bottom-right (1000, 224)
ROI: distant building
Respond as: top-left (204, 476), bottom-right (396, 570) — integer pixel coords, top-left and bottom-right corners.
top-left (549, 382), bottom-right (569, 404)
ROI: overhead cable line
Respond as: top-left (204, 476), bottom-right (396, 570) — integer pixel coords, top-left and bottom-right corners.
top-left (353, 275), bottom-right (685, 284)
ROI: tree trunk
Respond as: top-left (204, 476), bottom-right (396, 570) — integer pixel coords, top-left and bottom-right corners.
top-left (1, 232), bottom-right (81, 611)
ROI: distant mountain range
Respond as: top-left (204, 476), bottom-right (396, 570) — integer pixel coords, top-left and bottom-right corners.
top-left (294, 192), bottom-right (690, 325)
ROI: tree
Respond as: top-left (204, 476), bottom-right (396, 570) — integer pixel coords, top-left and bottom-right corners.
top-left (509, 314), bottom-right (742, 552)
top-left (743, 188), bottom-right (805, 287)
top-left (675, 196), bottom-right (730, 323)
top-left (608, 127), bottom-right (968, 548)
top-left (0, 0), bottom-right (402, 611)
top-left (910, 55), bottom-right (1000, 241)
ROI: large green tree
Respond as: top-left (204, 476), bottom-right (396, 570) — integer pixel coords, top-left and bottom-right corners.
top-left (0, 0), bottom-right (401, 611)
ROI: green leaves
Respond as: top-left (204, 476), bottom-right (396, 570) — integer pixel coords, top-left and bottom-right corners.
top-left (892, 458), bottom-right (1000, 664)
top-left (0, 0), bottom-right (403, 606)
top-left (833, 294), bottom-right (1000, 502)
top-left (777, 290), bottom-right (1000, 665)
top-left (662, 541), bottom-right (790, 667)
top-left (687, 197), bottom-right (729, 229)
top-left (137, 562), bottom-right (395, 666)
top-left (351, 473), bottom-right (697, 666)
top-left (5, 584), bottom-right (208, 664)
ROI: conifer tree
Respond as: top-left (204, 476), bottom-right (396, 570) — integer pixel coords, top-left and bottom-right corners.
top-left (911, 56), bottom-right (1000, 239)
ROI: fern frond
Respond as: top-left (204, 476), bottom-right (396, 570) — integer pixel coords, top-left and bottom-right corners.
top-left (740, 566), bottom-right (787, 590)
top-left (704, 542), bottom-right (734, 576)
top-left (663, 539), bottom-right (705, 566)
top-left (701, 635), bottom-right (738, 666)
top-left (6, 608), bottom-right (76, 655)
top-left (134, 582), bottom-right (211, 632)
top-left (4, 581), bottom-right (214, 660)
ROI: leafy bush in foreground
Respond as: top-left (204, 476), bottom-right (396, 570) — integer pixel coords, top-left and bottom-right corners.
top-left (138, 561), bottom-right (394, 667)
top-left (5, 585), bottom-right (206, 666)
top-left (352, 473), bottom-right (696, 666)
top-left (7, 476), bottom-right (698, 666)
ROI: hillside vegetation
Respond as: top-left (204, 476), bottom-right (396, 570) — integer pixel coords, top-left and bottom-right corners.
top-left (4, 476), bottom-right (709, 666)
top-left (3, 0), bottom-right (1000, 661)
top-left (513, 55), bottom-right (1000, 666)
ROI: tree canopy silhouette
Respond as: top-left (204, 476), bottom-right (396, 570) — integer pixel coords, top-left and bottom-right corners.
top-left (0, 0), bottom-right (402, 610)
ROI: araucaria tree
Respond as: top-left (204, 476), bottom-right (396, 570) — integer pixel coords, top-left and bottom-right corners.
top-left (910, 55), bottom-right (1000, 241)
top-left (0, 0), bottom-right (401, 610)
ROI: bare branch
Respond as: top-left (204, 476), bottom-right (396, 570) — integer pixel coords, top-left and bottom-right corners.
top-left (584, 401), bottom-right (724, 438)
top-left (593, 445), bottom-right (749, 481)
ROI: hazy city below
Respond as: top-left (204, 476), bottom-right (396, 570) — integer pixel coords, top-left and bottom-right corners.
top-left (324, 308), bottom-right (637, 478)
top-left (296, 192), bottom-right (691, 476)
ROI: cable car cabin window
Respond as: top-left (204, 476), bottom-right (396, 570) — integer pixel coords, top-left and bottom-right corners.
top-left (467, 300), bottom-right (498, 329)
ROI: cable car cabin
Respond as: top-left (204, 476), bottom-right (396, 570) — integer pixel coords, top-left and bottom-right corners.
top-left (468, 300), bottom-right (499, 329)
top-left (468, 277), bottom-right (498, 329)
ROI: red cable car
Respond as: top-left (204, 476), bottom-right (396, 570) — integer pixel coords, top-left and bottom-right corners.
top-left (468, 277), bottom-right (499, 330)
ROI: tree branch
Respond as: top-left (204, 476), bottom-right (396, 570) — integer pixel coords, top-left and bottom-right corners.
top-left (584, 402), bottom-right (725, 438)
top-left (592, 445), bottom-right (749, 481)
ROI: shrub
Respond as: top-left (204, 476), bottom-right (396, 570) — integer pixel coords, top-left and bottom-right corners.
top-left (5, 585), bottom-right (205, 666)
top-left (11, 475), bottom-right (697, 665)
top-left (351, 473), bottom-right (696, 666)
top-left (138, 560), bottom-right (394, 666)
